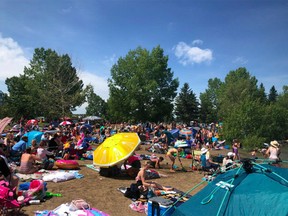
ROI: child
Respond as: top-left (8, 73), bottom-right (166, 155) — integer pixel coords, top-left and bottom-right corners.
top-left (36, 140), bottom-right (54, 170)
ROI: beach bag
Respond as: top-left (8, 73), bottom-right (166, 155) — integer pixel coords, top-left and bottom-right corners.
top-left (27, 179), bottom-right (45, 200)
top-left (0, 182), bottom-right (9, 199)
top-left (69, 198), bottom-right (90, 211)
top-left (124, 183), bottom-right (140, 199)
top-left (0, 156), bottom-right (11, 177)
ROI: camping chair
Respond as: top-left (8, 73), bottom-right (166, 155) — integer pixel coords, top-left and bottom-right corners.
top-left (191, 150), bottom-right (202, 171)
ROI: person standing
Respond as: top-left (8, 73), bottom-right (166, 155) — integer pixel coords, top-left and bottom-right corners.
top-left (232, 139), bottom-right (241, 161)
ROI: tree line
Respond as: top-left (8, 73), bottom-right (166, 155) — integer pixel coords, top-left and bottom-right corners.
top-left (0, 46), bottom-right (287, 149)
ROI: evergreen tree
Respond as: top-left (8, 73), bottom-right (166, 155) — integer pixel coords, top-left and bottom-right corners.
top-left (174, 83), bottom-right (199, 124)
top-left (268, 85), bottom-right (278, 103)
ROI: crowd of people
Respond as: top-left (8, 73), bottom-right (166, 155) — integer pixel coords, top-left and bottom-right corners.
top-left (0, 119), bottom-right (283, 199)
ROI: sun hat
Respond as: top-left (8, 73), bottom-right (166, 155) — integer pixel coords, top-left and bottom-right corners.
top-left (270, 140), bottom-right (279, 148)
top-left (227, 152), bottom-right (235, 157)
top-left (201, 147), bottom-right (208, 154)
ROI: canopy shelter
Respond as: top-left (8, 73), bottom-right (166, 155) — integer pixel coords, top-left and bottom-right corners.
top-left (82, 116), bottom-right (102, 124)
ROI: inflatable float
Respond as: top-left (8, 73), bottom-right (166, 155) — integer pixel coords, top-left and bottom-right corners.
top-left (55, 160), bottom-right (79, 170)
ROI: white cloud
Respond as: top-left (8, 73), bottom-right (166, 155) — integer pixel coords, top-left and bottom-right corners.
top-left (102, 54), bottom-right (117, 68)
top-left (232, 56), bottom-right (248, 65)
top-left (173, 42), bottom-right (213, 65)
top-left (192, 39), bottom-right (203, 46)
top-left (79, 70), bottom-right (109, 100)
top-left (0, 34), bottom-right (29, 81)
top-left (74, 70), bottom-right (109, 114)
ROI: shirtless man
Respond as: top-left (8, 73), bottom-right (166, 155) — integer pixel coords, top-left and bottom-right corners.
top-left (135, 161), bottom-right (172, 191)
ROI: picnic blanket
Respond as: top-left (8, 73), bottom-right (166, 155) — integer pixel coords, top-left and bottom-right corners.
top-left (35, 203), bottom-right (109, 216)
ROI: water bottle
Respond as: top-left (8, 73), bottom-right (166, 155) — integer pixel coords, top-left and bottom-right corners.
top-left (29, 200), bottom-right (40, 205)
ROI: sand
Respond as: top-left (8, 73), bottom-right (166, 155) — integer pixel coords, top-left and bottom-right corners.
top-left (18, 146), bottom-right (229, 216)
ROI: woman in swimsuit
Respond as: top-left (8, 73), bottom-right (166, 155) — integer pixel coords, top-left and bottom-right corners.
top-left (19, 148), bottom-right (41, 174)
top-left (166, 147), bottom-right (183, 172)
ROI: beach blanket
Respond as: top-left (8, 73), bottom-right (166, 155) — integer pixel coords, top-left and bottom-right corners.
top-left (42, 171), bottom-right (83, 183)
top-left (35, 203), bottom-right (109, 216)
top-left (85, 164), bottom-right (100, 172)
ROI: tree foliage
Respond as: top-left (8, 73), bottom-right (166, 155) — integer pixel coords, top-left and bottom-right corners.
top-left (107, 46), bottom-right (179, 122)
top-left (174, 83), bottom-right (199, 124)
top-left (200, 67), bottom-right (288, 148)
top-left (5, 48), bottom-right (85, 120)
top-left (199, 78), bottom-right (222, 123)
top-left (85, 84), bottom-right (107, 118)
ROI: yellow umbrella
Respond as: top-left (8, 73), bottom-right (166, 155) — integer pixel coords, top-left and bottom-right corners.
top-left (93, 133), bottom-right (141, 167)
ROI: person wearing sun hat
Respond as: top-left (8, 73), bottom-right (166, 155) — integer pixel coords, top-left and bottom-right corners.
top-left (266, 140), bottom-right (281, 165)
top-left (200, 147), bottom-right (219, 171)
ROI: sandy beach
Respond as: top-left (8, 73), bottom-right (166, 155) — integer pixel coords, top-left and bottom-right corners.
top-left (19, 146), bottom-right (221, 216)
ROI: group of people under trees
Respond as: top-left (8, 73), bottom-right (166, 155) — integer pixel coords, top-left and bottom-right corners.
top-left (0, 119), bottom-right (283, 198)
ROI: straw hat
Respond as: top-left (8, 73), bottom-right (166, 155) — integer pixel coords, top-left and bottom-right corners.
top-left (270, 140), bottom-right (280, 148)
top-left (201, 147), bottom-right (208, 154)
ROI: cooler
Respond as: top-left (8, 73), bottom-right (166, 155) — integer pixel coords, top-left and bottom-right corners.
top-left (147, 197), bottom-right (174, 216)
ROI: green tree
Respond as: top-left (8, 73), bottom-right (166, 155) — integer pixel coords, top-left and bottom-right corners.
top-left (268, 85), bottom-right (278, 103)
top-left (85, 84), bottom-right (107, 118)
top-left (199, 78), bottom-right (222, 123)
top-left (218, 68), bottom-right (267, 147)
top-left (174, 83), bottom-right (199, 124)
top-left (107, 46), bottom-right (179, 122)
top-left (5, 75), bottom-right (34, 119)
top-left (0, 90), bottom-right (10, 118)
top-left (5, 48), bottom-right (85, 120)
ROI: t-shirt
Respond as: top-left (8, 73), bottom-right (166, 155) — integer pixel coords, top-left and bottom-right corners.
top-left (37, 148), bottom-right (53, 161)
top-left (12, 140), bottom-right (27, 152)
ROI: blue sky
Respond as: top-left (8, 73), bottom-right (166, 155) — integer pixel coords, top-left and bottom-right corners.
top-left (0, 0), bottom-right (287, 114)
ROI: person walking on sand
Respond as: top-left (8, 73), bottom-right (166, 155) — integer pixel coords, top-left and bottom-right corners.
top-left (166, 147), bottom-right (183, 172)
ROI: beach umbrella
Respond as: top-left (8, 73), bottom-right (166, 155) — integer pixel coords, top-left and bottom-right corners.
top-left (59, 121), bottom-right (72, 126)
top-left (0, 117), bottom-right (13, 133)
top-left (80, 124), bottom-right (93, 133)
top-left (23, 130), bottom-right (44, 147)
top-left (26, 119), bottom-right (38, 125)
top-left (93, 133), bottom-right (141, 167)
top-left (82, 116), bottom-right (102, 121)
top-left (179, 128), bottom-right (192, 138)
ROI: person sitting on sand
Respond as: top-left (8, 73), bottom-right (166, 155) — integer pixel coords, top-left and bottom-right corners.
top-left (222, 152), bottom-right (235, 172)
top-left (18, 148), bottom-right (41, 174)
top-left (166, 147), bottom-right (183, 172)
top-left (135, 161), bottom-right (172, 191)
top-left (36, 140), bottom-right (54, 170)
top-left (266, 140), bottom-right (281, 165)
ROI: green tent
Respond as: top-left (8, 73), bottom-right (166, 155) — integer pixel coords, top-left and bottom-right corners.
top-left (173, 161), bottom-right (288, 216)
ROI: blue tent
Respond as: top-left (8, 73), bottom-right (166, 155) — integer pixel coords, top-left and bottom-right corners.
top-left (23, 130), bottom-right (44, 147)
top-left (170, 129), bottom-right (179, 139)
top-left (173, 162), bottom-right (288, 216)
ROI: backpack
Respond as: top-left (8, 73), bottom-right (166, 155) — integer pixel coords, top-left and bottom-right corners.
top-left (124, 183), bottom-right (140, 199)
top-left (0, 156), bottom-right (11, 177)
